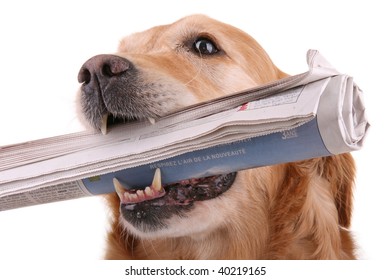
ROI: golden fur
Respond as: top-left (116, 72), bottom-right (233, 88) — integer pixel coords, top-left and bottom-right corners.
top-left (80, 15), bottom-right (356, 259)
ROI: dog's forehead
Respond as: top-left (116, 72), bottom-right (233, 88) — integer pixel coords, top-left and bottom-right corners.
top-left (117, 15), bottom-right (236, 53)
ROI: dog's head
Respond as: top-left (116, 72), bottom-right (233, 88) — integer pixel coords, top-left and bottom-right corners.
top-left (77, 15), bottom-right (355, 259)
top-left (77, 15), bottom-right (286, 238)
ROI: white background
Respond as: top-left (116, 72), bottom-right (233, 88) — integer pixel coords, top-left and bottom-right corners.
top-left (0, 0), bottom-right (388, 277)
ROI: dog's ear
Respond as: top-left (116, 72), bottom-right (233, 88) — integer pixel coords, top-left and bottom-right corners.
top-left (322, 154), bottom-right (356, 227)
top-left (276, 68), bottom-right (289, 80)
top-left (252, 58), bottom-right (289, 84)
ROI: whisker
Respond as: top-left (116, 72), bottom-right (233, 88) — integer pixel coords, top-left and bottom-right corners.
top-left (148, 238), bottom-right (161, 258)
top-left (183, 52), bottom-right (204, 87)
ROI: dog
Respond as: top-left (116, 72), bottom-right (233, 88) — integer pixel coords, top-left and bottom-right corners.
top-left (77, 15), bottom-right (356, 259)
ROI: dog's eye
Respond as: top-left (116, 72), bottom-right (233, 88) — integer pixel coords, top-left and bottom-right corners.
top-left (193, 37), bottom-right (219, 55)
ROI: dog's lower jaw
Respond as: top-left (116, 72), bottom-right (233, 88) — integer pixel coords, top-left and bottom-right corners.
top-left (116, 172), bottom-right (238, 238)
top-left (118, 193), bottom-right (242, 240)
top-left (105, 170), bottom-right (272, 259)
top-left (105, 161), bottom-right (356, 260)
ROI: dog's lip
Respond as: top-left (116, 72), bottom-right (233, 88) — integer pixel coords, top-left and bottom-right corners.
top-left (114, 170), bottom-right (237, 208)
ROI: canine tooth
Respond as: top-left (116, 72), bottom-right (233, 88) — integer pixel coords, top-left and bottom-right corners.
top-left (101, 114), bottom-right (108, 135)
top-left (151, 168), bottom-right (162, 192)
top-left (147, 117), bottom-right (156, 125)
top-left (113, 178), bottom-right (127, 201)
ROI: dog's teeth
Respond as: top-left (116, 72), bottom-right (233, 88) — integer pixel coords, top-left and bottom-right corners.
top-left (129, 193), bottom-right (138, 201)
top-left (151, 168), bottom-right (163, 192)
top-left (136, 190), bottom-right (145, 199)
top-left (124, 192), bottom-right (132, 201)
top-left (147, 117), bottom-right (156, 125)
top-left (145, 186), bottom-right (153, 196)
top-left (113, 178), bottom-right (127, 201)
top-left (101, 114), bottom-right (108, 135)
top-left (114, 170), bottom-right (165, 204)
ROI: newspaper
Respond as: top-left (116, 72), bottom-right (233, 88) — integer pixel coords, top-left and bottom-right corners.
top-left (0, 50), bottom-right (369, 211)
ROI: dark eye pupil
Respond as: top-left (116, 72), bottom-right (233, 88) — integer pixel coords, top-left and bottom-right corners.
top-left (194, 38), bottom-right (218, 55)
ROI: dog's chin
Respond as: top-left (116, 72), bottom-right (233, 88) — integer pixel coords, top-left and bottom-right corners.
top-left (117, 172), bottom-right (237, 238)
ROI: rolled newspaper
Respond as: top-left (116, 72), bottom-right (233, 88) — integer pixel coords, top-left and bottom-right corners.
top-left (0, 50), bottom-right (369, 210)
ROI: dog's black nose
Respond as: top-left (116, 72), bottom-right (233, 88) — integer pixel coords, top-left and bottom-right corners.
top-left (78, 54), bottom-right (131, 85)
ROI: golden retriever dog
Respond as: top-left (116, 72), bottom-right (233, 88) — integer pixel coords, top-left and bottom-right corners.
top-left (77, 15), bottom-right (356, 259)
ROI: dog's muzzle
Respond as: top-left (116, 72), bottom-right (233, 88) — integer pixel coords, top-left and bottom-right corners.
top-left (77, 54), bottom-right (238, 232)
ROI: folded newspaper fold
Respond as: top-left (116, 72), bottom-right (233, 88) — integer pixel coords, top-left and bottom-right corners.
top-left (0, 50), bottom-right (369, 211)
